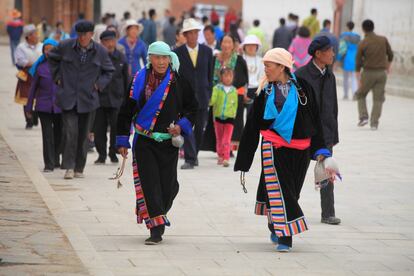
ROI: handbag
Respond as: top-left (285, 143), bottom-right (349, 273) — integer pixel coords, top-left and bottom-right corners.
top-left (16, 70), bottom-right (28, 82)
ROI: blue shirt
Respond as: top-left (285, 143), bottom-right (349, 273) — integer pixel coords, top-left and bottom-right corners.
top-left (339, 31), bottom-right (361, 71)
top-left (118, 36), bottom-right (148, 76)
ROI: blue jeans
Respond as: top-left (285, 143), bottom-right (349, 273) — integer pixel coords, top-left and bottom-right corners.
top-left (10, 39), bottom-right (20, 65)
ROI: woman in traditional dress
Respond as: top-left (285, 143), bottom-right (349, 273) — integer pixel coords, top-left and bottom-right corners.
top-left (116, 41), bottom-right (198, 245)
top-left (234, 48), bottom-right (330, 252)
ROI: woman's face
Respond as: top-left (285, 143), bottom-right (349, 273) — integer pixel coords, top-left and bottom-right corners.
top-left (43, 44), bottom-right (54, 57)
top-left (264, 61), bottom-right (285, 82)
top-left (176, 32), bottom-right (186, 45)
top-left (244, 44), bottom-right (258, 56)
top-left (221, 36), bottom-right (234, 55)
top-left (150, 54), bottom-right (170, 74)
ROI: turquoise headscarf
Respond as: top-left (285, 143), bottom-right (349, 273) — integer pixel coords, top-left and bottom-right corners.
top-left (29, 38), bottom-right (59, 76)
top-left (146, 41), bottom-right (180, 72)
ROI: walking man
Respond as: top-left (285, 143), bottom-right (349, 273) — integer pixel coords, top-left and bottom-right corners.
top-left (48, 20), bottom-right (114, 179)
top-left (272, 18), bottom-right (292, 50)
top-left (338, 21), bottom-right (360, 100)
top-left (303, 8), bottom-right (320, 38)
top-left (6, 9), bottom-right (24, 65)
top-left (174, 18), bottom-right (213, 169)
top-left (355, 19), bottom-right (393, 130)
top-left (295, 36), bottom-right (340, 225)
top-left (94, 30), bottom-right (129, 164)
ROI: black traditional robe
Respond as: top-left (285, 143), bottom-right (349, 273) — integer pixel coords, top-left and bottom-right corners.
top-left (234, 77), bottom-right (327, 242)
top-left (117, 68), bottom-right (198, 229)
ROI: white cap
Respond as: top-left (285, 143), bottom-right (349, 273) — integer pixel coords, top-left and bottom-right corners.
top-left (181, 18), bottom-right (202, 33)
top-left (23, 24), bottom-right (36, 37)
top-left (241, 34), bottom-right (261, 47)
top-left (122, 19), bottom-right (144, 36)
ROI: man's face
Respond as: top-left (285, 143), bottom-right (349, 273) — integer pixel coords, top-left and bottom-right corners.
top-left (184, 30), bottom-right (199, 47)
top-left (101, 38), bottom-right (116, 52)
top-left (126, 26), bottom-right (139, 38)
top-left (77, 32), bottom-right (93, 48)
top-left (315, 47), bottom-right (335, 66)
top-left (203, 29), bottom-right (215, 45)
top-left (27, 32), bottom-right (39, 45)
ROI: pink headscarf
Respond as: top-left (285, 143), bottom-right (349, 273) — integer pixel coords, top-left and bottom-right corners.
top-left (256, 48), bottom-right (295, 94)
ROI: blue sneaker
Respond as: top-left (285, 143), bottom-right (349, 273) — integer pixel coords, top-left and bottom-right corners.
top-left (276, 244), bottom-right (291, 252)
top-left (270, 233), bottom-right (278, 244)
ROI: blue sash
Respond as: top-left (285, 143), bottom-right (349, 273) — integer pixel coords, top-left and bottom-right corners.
top-left (130, 68), bottom-right (171, 133)
top-left (263, 75), bottom-right (299, 143)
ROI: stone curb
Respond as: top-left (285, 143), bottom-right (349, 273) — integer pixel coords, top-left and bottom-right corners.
top-left (0, 125), bottom-right (113, 276)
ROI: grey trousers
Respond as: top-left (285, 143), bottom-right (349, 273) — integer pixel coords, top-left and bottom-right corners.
top-left (355, 69), bottom-right (387, 127)
top-left (320, 145), bottom-right (336, 219)
top-left (61, 109), bottom-right (94, 172)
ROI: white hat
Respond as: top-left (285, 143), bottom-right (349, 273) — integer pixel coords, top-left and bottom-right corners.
top-left (181, 18), bottom-right (202, 33)
top-left (241, 34), bottom-right (261, 47)
top-left (23, 24), bottom-right (36, 37)
top-left (122, 19), bottom-right (144, 36)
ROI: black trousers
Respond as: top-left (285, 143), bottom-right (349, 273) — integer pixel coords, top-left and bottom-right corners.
top-left (61, 109), bottom-right (94, 172)
top-left (23, 106), bottom-right (38, 126)
top-left (134, 136), bottom-right (179, 220)
top-left (38, 112), bottom-right (62, 170)
top-left (93, 107), bottom-right (118, 159)
top-left (183, 108), bottom-right (209, 165)
top-left (320, 145), bottom-right (335, 218)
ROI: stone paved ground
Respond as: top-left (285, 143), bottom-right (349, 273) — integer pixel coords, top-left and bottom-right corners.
top-left (0, 135), bottom-right (88, 275)
top-left (1, 44), bottom-right (414, 275)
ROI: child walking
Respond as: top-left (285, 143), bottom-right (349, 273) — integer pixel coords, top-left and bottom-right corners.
top-left (210, 67), bottom-right (238, 167)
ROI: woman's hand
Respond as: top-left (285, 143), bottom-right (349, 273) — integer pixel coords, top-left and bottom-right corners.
top-left (118, 147), bottom-right (128, 158)
top-left (167, 124), bottom-right (181, 136)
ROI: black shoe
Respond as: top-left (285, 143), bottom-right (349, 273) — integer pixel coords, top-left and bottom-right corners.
top-left (144, 236), bottom-right (162, 245)
top-left (94, 158), bottom-right (105, 165)
top-left (321, 216), bottom-right (341, 225)
top-left (181, 162), bottom-right (194, 170)
top-left (194, 160), bottom-right (199, 166)
top-left (25, 123), bottom-right (33, 129)
top-left (43, 167), bottom-right (53, 173)
top-left (109, 154), bottom-right (119, 163)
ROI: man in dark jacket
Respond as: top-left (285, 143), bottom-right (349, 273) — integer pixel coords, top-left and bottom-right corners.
top-left (295, 36), bottom-right (340, 225)
top-left (174, 18), bottom-right (213, 169)
top-left (94, 30), bottom-right (129, 164)
top-left (272, 18), bottom-right (292, 50)
top-left (48, 20), bottom-right (114, 179)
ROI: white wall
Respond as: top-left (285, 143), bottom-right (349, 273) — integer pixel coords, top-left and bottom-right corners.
top-left (353, 0), bottom-right (414, 75)
top-left (242, 0), bottom-right (334, 45)
top-left (101, 0), bottom-right (170, 21)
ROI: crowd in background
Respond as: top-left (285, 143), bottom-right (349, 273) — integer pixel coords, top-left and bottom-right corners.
top-left (5, 4), bottom-right (392, 174)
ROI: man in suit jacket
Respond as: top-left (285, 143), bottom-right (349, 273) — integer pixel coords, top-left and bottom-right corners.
top-left (48, 20), bottom-right (114, 179)
top-left (174, 18), bottom-right (213, 169)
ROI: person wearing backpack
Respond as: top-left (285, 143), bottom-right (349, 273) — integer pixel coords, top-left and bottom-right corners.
top-left (337, 21), bottom-right (360, 100)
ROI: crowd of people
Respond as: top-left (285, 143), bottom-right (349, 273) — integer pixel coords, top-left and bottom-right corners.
top-left (6, 6), bottom-right (393, 251)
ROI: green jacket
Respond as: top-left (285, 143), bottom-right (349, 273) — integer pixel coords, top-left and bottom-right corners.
top-left (302, 15), bottom-right (320, 38)
top-left (210, 84), bottom-right (238, 119)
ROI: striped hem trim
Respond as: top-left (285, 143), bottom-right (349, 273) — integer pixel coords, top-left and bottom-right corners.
top-left (262, 140), bottom-right (308, 237)
top-left (254, 201), bottom-right (268, 215)
top-left (132, 161), bottom-right (170, 229)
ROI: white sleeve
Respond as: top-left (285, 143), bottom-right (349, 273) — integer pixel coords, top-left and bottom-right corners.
top-left (14, 45), bottom-right (29, 67)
